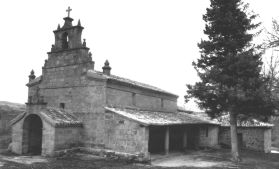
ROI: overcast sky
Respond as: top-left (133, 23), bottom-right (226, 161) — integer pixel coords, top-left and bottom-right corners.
top-left (0, 0), bottom-right (278, 110)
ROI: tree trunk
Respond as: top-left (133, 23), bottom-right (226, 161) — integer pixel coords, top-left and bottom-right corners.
top-left (230, 111), bottom-right (241, 162)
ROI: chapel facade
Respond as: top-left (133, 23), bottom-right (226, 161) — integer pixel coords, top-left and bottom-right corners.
top-left (10, 8), bottom-right (271, 159)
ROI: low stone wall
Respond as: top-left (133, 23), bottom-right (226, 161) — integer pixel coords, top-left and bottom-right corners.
top-left (219, 127), bottom-right (271, 153)
top-left (270, 115), bottom-right (279, 147)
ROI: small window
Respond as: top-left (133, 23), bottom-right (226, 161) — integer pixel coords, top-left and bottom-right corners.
top-left (132, 93), bottom-right (136, 106)
top-left (161, 98), bottom-right (164, 108)
top-left (60, 103), bottom-right (65, 109)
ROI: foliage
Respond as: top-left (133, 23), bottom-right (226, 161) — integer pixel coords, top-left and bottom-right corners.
top-left (185, 0), bottom-right (275, 120)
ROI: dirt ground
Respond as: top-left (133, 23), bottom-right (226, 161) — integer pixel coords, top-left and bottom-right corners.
top-left (0, 149), bottom-right (279, 169)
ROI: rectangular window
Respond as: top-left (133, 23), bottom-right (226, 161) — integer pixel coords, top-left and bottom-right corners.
top-left (205, 127), bottom-right (208, 137)
top-left (60, 103), bottom-right (65, 109)
top-left (161, 98), bottom-right (164, 108)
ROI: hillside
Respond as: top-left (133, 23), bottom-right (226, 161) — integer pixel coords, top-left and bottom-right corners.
top-left (0, 101), bottom-right (25, 112)
top-left (0, 101), bottom-right (25, 151)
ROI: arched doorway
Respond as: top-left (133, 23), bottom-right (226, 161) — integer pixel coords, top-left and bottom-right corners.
top-left (22, 114), bottom-right (43, 155)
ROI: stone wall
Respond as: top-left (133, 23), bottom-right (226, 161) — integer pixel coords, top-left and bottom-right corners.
top-left (270, 115), bottom-right (279, 147)
top-left (219, 127), bottom-right (271, 152)
top-left (54, 127), bottom-right (83, 150)
top-left (104, 110), bottom-right (149, 156)
top-left (11, 103), bottom-right (84, 156)
top-left (106, 86), bottom-right (177, 112)
top-left (0, 112), bottom-right (20, 151)
top-left (41, 120), bottom-right (55, 155)
top-left (264, 129), bottom-right (272, 153)
top-left (27, 54), bottom-right (107, 149)
top-left (11, 118), bottom-right (24, 154)
top-left (199, 125), bottom-right (219, 148)
top-left (75, 112), bottom-right (106, 148)
top-left (11, 111), bottom-right (56, 156)
top-left (12, 105), bottom-right (53, 155)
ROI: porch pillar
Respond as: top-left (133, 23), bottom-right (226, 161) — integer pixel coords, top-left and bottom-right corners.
top-left (183, 129), bottom-right (187, 150)
top-left (165, 126), bottom-right (169, 154)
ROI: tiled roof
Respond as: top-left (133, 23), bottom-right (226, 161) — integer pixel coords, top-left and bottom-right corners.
top-left (105, 107), bottom-right (219, 126)
top-left (218, 114), bottom-right (273, 128)
top-left (87, 70), bottom-right (177, 97)
top-left (10, 107), bottom-right (82, 128)
top-left (40, 107), bottom-right (82, 127)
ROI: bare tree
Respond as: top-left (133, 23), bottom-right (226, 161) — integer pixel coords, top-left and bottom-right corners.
top-left (263, 49), bottom-right (279, 91)
top-left (265, 19), bottom-right (279, 48)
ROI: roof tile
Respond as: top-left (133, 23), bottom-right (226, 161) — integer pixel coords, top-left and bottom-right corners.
top-left (105, 107), bottom-right (219, 126)
top-left (87, 70), bottom-right (177, 97)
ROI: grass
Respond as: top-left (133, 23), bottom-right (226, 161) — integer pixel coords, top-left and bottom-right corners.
top-left (0, 149), bottom-right (279, 169)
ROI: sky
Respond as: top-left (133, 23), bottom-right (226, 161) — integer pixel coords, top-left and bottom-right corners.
top-left (0, 0), bottom-right (279, 110)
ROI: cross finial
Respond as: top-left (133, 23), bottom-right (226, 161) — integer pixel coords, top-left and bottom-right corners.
top-left (66, 6), bottom-right (72, 17)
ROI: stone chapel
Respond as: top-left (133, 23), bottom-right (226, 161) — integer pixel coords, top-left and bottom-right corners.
top-left (10, 8), bottom-right (271, 160)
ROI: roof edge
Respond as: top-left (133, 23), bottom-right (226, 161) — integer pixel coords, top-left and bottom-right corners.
top-left (105, 107), bottom-right (149, 126)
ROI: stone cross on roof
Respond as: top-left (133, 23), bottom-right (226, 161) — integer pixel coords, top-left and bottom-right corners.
top-left (66, 6), bottom-right (72, 17)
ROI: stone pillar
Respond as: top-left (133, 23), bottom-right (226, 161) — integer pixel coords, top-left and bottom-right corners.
top-left (165, 126), bottom-right (169, 155)
top-left (264, 129), bottom-right (272, 153)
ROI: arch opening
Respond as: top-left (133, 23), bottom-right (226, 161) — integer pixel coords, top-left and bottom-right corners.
top-left (62, 32), bottom-right (69, 49)
top-left (22, 114), bottom-right (43, 155)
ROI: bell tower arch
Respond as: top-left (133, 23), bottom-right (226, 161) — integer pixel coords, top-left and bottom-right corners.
top-left (52, 16), bottom-right (84, 51)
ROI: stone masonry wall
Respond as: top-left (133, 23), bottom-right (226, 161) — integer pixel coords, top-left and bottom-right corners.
top-left (27, 48), bottom-right (108, 149)
top-left (40, 85), bottom-right (106, 149)
top-left (199, 125), bottom-right (219, 148)
top-left (54, 127), bottom-right (83, 150)
top-left (270, 115), bottom-right (279, 147)
top-left (0, 112), bottom-right (20, 151)
top-left (41, 120), bottom-right (55, 156)
top-left (11, 111), bottom-right (56, 156)
top-left (11, 118), bottom-right (23, 154)
top-left (106, 87), bottom-right (177, 112)
top-left (219, 127), bottom-right (270, 152)
top-left (104, 110), bottom-right (149, 156)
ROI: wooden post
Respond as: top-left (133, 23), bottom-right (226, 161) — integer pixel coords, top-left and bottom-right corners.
top-left (165, 126), bottom-right (169, 155)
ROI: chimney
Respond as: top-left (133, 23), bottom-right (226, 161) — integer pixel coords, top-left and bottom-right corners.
top-left (102, 60), bottom-right (111, 75)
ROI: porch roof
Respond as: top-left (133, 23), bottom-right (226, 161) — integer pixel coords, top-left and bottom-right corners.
top-left (40, 107), bottom-right (83, 127)
top-left (105, 107), bottom-right (219, 126)
top-left (10, 107), bottom-right (83, 128)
